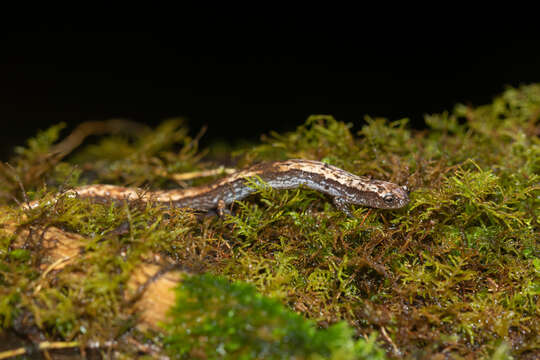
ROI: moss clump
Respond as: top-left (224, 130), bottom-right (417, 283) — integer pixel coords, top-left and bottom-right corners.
top-left (164, 274), bottom-right (386, 360)
top-left (0, 84), bottom-right (539, 359)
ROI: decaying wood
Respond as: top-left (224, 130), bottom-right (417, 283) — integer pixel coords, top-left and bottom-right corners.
top-left (1, 215), bottom-right (184, 331)
top-left (126, 264), bottom-right (184, 331)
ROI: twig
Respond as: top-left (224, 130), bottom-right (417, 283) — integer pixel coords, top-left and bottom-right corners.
top-left (153, 166), bottom-right (237, 187)
top-left (380, 326), bottom-right (400, 357)
top-left (48, 119), bottom-right (149, 159)
top-left (170, 167), bottom-right (236, 181)
top-left (182, 125), bottom-right (207, 154)
top-left (4, 162), bottom-right (30, 208)
top-left (33, 255), bottom-right (76, 295)
top-left (0, 341), bottom-right (79, 360)
top-left (126, 337), bottom-right (169, 360)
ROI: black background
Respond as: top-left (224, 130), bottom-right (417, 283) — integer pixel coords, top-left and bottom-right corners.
top-left (2, 31), bottom-right (540, 160)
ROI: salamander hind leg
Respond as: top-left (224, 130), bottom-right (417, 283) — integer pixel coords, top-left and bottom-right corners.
top-left (332, 197), bottom-right (354, 218)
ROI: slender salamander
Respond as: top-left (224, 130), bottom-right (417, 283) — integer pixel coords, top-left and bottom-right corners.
top-left (26, 159), bottom-right (410, 216)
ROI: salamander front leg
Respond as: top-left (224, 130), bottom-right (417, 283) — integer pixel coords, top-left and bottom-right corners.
top-left (332, 197), bottom-right (354, 218)
top-left (216, 199), bottom-right (232, 218)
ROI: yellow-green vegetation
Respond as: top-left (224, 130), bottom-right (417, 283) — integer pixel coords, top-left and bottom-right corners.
top-left (0, 84), bottom-right (539, 359)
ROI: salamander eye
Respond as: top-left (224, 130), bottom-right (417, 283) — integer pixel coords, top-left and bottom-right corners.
top-left (402, 185), bottom-right (410, 194)
top-left (383, 193), bottom-right (395, 203)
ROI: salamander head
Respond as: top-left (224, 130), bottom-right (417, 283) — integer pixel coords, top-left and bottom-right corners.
top-left (351, 182), bottom-right (410, 209)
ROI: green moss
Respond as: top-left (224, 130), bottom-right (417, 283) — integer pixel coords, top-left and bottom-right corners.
top-left (1, 84), bottom-right (539, 358)
top-left (164, 274), bottom-right (386, 360)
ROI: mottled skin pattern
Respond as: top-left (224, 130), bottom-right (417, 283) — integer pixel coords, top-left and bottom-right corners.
top-left (27, 160), bottom-right (410, 216)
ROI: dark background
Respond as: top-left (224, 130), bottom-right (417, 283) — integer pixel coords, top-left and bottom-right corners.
top-left (2, 31), bottom-right (540, 160)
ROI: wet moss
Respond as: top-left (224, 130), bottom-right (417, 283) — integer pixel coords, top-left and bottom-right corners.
top-left (0, 84), bottom-right (539, 359)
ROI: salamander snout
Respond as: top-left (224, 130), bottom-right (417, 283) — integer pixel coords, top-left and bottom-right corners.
top-left (402, 185), bottom-right (410, 195)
